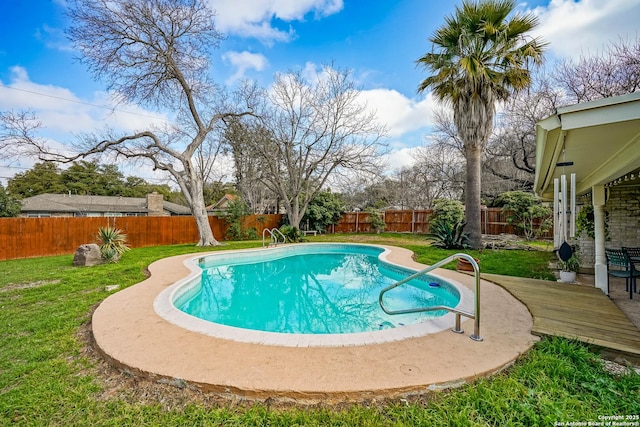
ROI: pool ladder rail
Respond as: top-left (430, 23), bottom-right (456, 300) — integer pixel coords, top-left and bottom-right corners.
top-left (378, 253), bottom-right (483, 342)
top-left (262, 228), bottom-right (286, 247)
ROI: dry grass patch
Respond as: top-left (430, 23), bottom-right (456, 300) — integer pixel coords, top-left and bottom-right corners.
top-left (0, 279), bottom-right (61, 293)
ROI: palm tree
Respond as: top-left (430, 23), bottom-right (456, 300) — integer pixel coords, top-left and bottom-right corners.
top-left (417, 0), bottom-right (546, 249)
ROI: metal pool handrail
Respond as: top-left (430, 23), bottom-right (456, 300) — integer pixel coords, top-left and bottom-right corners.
top-left (262, 228), bottom-right (286, 247)
top-left (378, 253), bottom-right (482, 341)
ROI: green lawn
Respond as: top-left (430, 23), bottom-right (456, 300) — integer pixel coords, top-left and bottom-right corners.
top-left (309, 233), bottom-right (557, 280)
top-left (1, 235), bottom-right (638, 426)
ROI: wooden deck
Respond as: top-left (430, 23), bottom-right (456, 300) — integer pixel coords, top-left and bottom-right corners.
top-left (481, 273), bottom-right (640, 357)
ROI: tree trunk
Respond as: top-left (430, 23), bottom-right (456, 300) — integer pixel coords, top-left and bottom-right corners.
top-left (188, 177), bottom-right (220, 246)
top-left (465, 145), bottom-right (483, 249)
top-left (192, 199), bottom-right (219, 246)
top-left (172, 163), bottom-right (220, 247)
top-left (286, 195), bottom-right (302, 229)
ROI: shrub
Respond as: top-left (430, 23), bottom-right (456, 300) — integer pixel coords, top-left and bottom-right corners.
top-left (244, 227), bottom-right (259, 240)
top-left (494, 191), bottom-right (551, 240)
top-left (96, 226), bottom-right (130, 263)
top-left (279, 224), bottom-right (302, 243)
top-left (302, 190), bottom-right (345, 232)
top-left (430, 199), bottom-right (465, 230)
top-left (365, 207), bottom-right (385, 233)
top-left (222, 199), bottom-right (255, 241)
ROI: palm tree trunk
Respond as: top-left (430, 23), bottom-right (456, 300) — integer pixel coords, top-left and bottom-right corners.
top-left (465, 145), bottom-right (483, 249)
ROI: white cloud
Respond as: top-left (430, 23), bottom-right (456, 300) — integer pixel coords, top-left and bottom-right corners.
top-left (529, 0), bottom-right (640, 59)
top-left (358, 89), bottom-right (436, 173)
top-left (0, 66), bottom-right (169, 137)
top-left (208, 0), bottom-right (343, 44)
top-left (0, 67), bottom-right (173, 182)
top-left (269, 63), bottom-right (438, 141)
top-left (382, 145), bottom-right (421, 172)
top-left (222, 51), bottom-right (269, 84)
top-left (358, 88), bottom-right (438, 137)
top-left (35, 23), bottom-right (73, 52)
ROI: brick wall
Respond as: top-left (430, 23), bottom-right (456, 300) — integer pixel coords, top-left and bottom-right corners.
top-left (607, 186), bottom-right (640, 246)
top-left (578, 186), bottom-right (640, 269)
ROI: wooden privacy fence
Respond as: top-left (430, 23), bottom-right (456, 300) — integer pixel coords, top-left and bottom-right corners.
top-left (0, 214), bottom-right (282, 260)
top-left (330, 208), bottom-right (551, 238)
top-left (0, 208), bottom-right (550, 260)
top-left (332, 210), bottom-right (432, 233)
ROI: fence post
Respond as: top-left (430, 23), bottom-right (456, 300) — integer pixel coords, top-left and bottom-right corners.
top-left (355, 210), bottom-right (359, 233)
top-left (482, 205), bottom-right (487, 234)
top-left (411, 210), bottom-right (415, 234)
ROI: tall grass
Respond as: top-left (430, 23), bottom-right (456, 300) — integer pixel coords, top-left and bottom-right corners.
top-left (1, 235), bottom-right (638, 426)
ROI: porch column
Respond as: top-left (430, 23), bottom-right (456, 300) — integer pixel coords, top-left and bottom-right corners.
top-left (592, 185), bottom-right (608, 294)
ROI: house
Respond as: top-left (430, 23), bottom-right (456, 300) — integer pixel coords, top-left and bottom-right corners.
top-left (20, 192), bottom-right (192, 217)
top-left (534, 91), bottom-right (640, 294)
top-left (206, 194), bottom-right (238, 216)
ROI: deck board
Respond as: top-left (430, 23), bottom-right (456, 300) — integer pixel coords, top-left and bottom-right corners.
top-left (481, 273), bottom-right (640, 357)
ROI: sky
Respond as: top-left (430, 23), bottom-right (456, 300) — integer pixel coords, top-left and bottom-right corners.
top-left (1, 0), bottom-right (640, 186)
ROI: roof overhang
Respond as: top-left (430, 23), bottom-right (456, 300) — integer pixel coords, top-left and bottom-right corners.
top-left (534, 92), bottom-right (640, 201)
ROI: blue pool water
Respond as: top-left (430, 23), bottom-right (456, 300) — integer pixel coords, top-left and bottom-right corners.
top-left (174, 245), bottom-right (460, 335)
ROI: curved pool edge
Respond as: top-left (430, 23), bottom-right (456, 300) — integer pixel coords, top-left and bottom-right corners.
top-left (153, 243), bottom-right (474, 347)
top-left (91, 243), bottom-right (539, 403)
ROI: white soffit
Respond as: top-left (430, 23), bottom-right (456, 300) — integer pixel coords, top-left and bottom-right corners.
top-left (534, 92), bottom-right (640, 201)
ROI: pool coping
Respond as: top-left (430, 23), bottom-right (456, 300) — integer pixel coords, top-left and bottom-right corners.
top-left (153, 243), bottom-right (476, 347)
top-left (92, 243), bottom-right (539, 403)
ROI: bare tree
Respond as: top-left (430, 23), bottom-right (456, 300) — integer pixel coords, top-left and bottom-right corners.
top-left (2, 0), bottom-right (258, 245)
top-left (429, 108), bottom-right (464, 154)
top-left (484, 37), bottom-right (640, 200)
top-left (485, 73), bottom-right (562, 194)
top-left (223, 118), bottom-right (279, 214)
top-left (553, 36), bottom-right (640, 103)
top-left (410, 141), bottom-right (465, 207)
top-left (0, 110), bottom-right (42, 162)
top-left (341, 177), bottom-right (398, 210)
top-left (226, 67), bottom-right (388, 229)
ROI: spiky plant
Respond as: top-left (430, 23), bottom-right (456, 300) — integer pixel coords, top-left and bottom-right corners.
top-left (97, 226), bottom-right (130, 263)
top-left (427, 220), bottom-right (470, 249)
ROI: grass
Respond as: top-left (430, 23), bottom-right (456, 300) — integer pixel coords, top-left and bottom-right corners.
top-left (311, 233), bottom-right (557, 280)
top-left (1, 234), bottom-right (638, 426)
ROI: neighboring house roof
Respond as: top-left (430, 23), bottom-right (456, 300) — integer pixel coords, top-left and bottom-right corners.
top-left (207, 194), bottom-right (237, 211)
top-left (534, 91), bottom-right (640, 201)
top-left (20, 193), bottom-right (192, 215)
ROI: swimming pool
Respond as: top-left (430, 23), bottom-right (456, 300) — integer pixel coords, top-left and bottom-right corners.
top-left (154, 243), bottom-right (472, 347)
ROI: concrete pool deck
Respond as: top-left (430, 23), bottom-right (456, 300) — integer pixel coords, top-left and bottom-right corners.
top-left (92, 245), bottom-right (538, 403)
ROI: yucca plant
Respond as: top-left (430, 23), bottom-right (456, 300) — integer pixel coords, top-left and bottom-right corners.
top-left (97, 226), bottom-right (130, 263)
top-left (427, 220), bottom-right (470, 249)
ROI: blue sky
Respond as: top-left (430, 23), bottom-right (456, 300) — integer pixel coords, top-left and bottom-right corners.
top-left (1, 0), bottom-right (640, 185)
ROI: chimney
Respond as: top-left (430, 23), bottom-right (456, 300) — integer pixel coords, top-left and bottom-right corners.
top-left (146, 192), bottom-right (166, 216)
